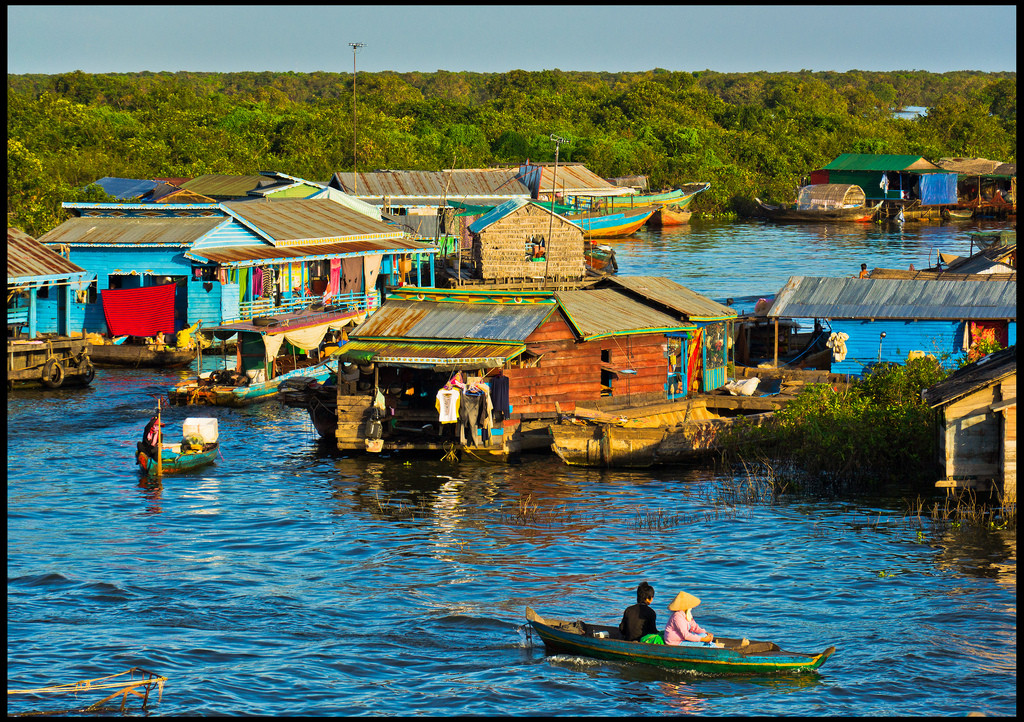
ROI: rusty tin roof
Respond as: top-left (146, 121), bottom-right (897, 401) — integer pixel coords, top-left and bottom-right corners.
top-left (331, 169), bottom-right (530, 200)
top-left (603, 276), bottom-right (738, 321)
top-left (221, 199), bottom-right (405, 246)
top-left (768, 276), bottom-right (1018, 320)
top-left (337, 339), bottom-right (525, 369)
top-left (37, 216), bottom-right (225, 246)
top-left (351, 298), bottom-right (555, 342)
top-left (8, 227), bottom-right (87, 283)
top-left (555, 288), bottom-right (695, 340)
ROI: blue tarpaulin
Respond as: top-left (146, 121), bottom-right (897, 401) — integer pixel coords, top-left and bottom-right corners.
top-left (918, 173), bottom-right (958, 205)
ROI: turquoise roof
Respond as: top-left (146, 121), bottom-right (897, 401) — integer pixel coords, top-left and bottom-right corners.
top-left (467, 198), bottom-right (530, 233)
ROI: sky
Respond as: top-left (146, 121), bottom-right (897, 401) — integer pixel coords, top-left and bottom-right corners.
top-left (7, 5), bottom-right (1017, 76)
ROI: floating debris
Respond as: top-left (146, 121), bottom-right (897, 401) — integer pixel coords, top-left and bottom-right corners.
top-left (7, 667), bottom-right (166, 716)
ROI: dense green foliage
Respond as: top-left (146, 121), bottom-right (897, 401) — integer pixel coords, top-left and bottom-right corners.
top-left (8, 68), bottom-right (1016, 236)
top-left (726, 357), bottom-right (951, 490)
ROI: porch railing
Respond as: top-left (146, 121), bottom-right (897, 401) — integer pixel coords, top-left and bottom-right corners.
top-left (227, 290), bottom-right (379, 325)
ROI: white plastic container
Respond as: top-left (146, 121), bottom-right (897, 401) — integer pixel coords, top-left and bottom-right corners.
top-left (182, 417), bottom-right (219, 444)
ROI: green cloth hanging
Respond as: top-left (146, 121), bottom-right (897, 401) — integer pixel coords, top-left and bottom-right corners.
top-left (238, 267), bottom-right (249, 304)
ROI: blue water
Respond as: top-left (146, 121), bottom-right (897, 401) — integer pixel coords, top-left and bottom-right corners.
top-left (7, 219), bottom-right (1015, 716)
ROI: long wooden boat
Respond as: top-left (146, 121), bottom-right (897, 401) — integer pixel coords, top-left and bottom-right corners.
top-left (602, 183), bottom-right (709, 226)
top-left (169, 356), bottom-right (338, 407)
top-left (526, 608), bottom-right (835, 675)
top-left (565, 207), bottom-right (657, 239)
top-left (755, 198), bottom-right (879, 223)
top-left (89, 342), bottom-right (196, 368)
top-left (550, 396), bottom-right (779, 468)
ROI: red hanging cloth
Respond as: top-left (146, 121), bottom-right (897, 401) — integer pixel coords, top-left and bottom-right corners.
top-left (101, 282), bottom-right (177, 336)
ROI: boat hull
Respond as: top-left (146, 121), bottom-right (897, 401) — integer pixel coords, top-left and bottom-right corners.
top-left (566, 208), bottom-right (656, 239)
top-left (169, 358), bottom-right (338, 407)
top-left (648, 205), bottom-right (693, 226)
top-left (89, 343), bottom-right (196, 368)
top-left (526, 608), bottom-right (835, 675)
top-left (757, 201), bottom-right (879, 223)
top-left (137, 445), bottom-right (217, 477)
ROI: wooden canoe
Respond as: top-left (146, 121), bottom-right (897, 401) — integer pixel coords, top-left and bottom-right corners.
top-left (565, 207), bottom-right (657, 239)
top-left (599, 183), bottom-right (710, 211)
top-left (526, 607), bottom-right (835, 675)
top-left (583, 242), bottom-right (618, 273)
top-left (136, 442), bottom-right (217, 477)
top-left (89, 342), bottom-right (196, 368)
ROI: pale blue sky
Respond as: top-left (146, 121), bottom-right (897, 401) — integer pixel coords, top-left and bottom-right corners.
top-left (7, 5), bottom-right (1017, 75)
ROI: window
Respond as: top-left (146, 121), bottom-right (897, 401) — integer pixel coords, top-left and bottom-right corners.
top-left (525, 234), bottom-right (546, 261)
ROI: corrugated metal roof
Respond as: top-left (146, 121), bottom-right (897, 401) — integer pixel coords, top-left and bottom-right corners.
top-left (221, 199), bottom-right (404, 246)
top-left (556, 288), bottom-right (693, 339)
top-left (179, 174), bottom-right (264, 197)
top-left (37, 216), bottom-right (225, 246)
top-left (922, 345), bottom-right (1017, 407)
top-left (768, 276), bottom-right (1017, 320)
top-left (603, 276), bottom-right (738, 321)
top-left (8, 227), bottom-right (86, 282)
top-left (331, 169), bottom-right (531, 199)
top-left (821, 154), bottom-right (940, 172)
top-left (91, 177), bottom-right (160, 200)
top-left (351, 298), bottom-right (554, 342)
top-left (521, 163), bottom-right (633, 196)
top-left (338, 339), bottom-right (525, 368)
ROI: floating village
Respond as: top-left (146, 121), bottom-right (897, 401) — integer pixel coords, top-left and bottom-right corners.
top-left (7, 154), bottom-right (1017, 504)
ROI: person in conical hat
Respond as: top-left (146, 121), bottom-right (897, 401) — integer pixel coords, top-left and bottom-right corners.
top-left (663, 591), bottom-right (722, 648)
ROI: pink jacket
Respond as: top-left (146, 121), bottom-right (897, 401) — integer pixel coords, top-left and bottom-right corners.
top-left (663, 610), bottom-right (707, 645)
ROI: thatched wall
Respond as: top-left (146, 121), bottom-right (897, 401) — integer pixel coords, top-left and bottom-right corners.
top-left (472, 204), bottom-right (584, 282)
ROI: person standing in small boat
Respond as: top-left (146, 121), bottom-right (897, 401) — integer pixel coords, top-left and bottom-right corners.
top-left (663, 591), bottom-right (723, 648)
top-left (137, 415), bottom-right (166, 458)
top-left (619, 581), bottom-right (661, 643)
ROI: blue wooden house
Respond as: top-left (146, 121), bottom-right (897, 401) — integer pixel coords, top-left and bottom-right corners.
top-left (7, 227), bottom-right (88, 338)
top-left (767, 275), bottom-right (1017, 376)
top-left (34, 198), bottom-right (437, 336)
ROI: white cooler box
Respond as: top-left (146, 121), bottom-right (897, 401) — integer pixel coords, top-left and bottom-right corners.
top-left (183, 417), bottom-right (219, 444)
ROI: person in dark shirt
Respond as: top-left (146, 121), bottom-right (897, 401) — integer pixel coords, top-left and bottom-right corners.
top-left (619, 581), bottom-right (659, 642)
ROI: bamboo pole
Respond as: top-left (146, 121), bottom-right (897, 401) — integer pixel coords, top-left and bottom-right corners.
top-left (773, 319), bottom-right (779, 368)
top-left (155, 397), bottom-right (163, 478)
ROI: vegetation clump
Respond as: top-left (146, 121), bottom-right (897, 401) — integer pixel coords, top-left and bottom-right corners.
top-left (722, 356), bottom-right (951, 491)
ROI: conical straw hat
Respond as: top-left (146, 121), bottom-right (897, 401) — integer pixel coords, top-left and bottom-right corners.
top-left (668, 591), bottom-right (701, 611)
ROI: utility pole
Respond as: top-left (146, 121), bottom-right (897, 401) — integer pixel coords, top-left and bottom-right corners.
top-left (545, 134), bottom-right (569, 282)
top-left (349, 42), bottom-right (366, 194)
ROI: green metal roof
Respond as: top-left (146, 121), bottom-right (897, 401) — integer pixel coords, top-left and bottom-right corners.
top-left (821, 154), bottom-right (939, 172)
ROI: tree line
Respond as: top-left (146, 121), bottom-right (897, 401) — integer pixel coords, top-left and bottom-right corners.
top-left (7, 68), bottom-right (1016, 236)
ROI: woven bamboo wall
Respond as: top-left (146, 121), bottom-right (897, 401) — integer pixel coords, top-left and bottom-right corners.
top-left (473, 204), bottom-right (584, 282)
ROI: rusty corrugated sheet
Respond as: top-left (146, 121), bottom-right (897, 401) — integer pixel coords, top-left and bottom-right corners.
top-left (331, 169), bottom-right (530, 199)
top-left (527, 163), bottom-right (631, 196)
top-left (7, 227), bottom-right (86, 282)
top-left (768, 276), bottom-right (1017, 320)
top-left (351, 298), bottom-right (553, 342)
top-left (604, 276), bottom-right (737, 321)
top-left (338, 339), bottom-right (525, 367)
top-left (36, 216), bottom-right (225, 246)
top-left (179, 174), bottom-right (264, 197)
top-left (556, 288), bottom-right (692, 340)
top-left (221, 199), bottom-right (404, 245)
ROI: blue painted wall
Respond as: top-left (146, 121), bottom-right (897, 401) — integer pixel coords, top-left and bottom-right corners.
top-left (827, 319), bottom-right (1021, 376)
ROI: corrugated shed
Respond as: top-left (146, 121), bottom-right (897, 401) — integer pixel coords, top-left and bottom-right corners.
top-left (221, 199), bottom-right (405, 246)
top-left (821, 154), bottom-right (940, 172)
top-left (556, 288), bottom-right (693, 339)
top-left (338, 339), bottom-right (525, 367)
top-left (90, 177), bottom-right (160, 200)
top-left (351, 298), bottom-right (554, 342)
top-left (8, 227), bottom-right (86, 282)
top-left (922, 345), bottom-right (1017, 406)
top-left (768, 276), bottom-right (1017, 320)
top-left (187, 237), bottom-right (433, 265)
top-left (603, 276), bottom-right (737, 321)
top-left (331, 169), bottom-right (531, 200)
top-left (179, 174), bottom-right (264, 198)
top-left (37, 216), bottom-right (225, 246)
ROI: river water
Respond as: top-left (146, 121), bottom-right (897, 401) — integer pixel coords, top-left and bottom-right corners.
top-left (7, 219), bottom-right (1016, 716)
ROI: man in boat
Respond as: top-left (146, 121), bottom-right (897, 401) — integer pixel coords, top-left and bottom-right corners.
top-left (619, 581), bottom-right (660, 642)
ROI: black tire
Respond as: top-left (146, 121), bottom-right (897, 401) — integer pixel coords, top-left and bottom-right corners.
top-left (81, 359), bottom-right (95, 384)
top-left (42, 357), bottom-right (65, 388)
top-left (253, 316), bottom-right (279, 327)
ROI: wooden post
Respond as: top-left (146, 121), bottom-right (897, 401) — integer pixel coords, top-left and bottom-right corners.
top-left (773, 319), bottom-right (779, 368)
top-left (155, 397), bottom-right (163, 478)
